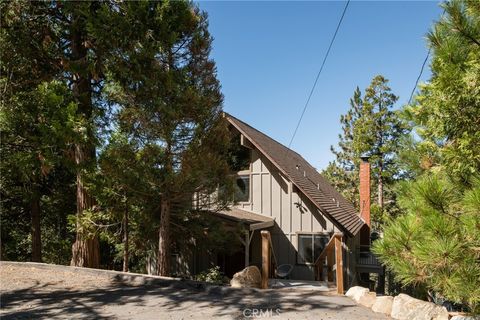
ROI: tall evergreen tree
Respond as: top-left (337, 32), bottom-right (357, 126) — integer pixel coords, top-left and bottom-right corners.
top-left (1, 81), bottom-right (76, 262)
top-left (375, 1), bottom-right (480, 313)
top-left (1, 1), bottom-right (118, 267)
top-left (404, 0), bottom-right (480, 183)
top-left (324, 75), bottom-right (408, 226)
top-left (2, 1), bottom-right (233, 272)
top-left (104, 2), bottom-right (232, 276)
top-left (323, 88), bottom-right (363, 209)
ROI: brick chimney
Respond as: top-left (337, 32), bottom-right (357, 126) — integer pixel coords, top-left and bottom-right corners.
top-left (359, 154), bottom-right (371, 227)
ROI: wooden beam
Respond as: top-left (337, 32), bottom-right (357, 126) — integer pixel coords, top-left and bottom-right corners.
top-left (240, 134), bottom-right (254, 149)
top-left (335, 236), bottom-right (344, 294)
top-left (261, 230), bottom-right (270, 289)
top-left (250, 219), bottom-right (274, 231)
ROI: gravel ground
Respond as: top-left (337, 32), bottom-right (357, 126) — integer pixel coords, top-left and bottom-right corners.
top-left (0, 262), bottom-right (389, 320)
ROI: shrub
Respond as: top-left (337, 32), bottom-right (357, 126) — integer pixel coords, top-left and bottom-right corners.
top-left (195, 266), bottom-right (226, 285)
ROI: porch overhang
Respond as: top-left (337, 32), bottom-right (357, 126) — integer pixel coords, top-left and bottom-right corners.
top-left (214, 208), bottom-right (275, 231)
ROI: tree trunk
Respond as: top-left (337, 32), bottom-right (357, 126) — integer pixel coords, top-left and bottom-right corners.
top-left (30, 189), bottom-right (42, 262)
top-left (378, 161), bottom-right (384, 209)
top-left (69, 5), bottom-right (99, 268)
top-left (157, 197), bottom-right (171, 276)
top-left (123, 198), bottom-right (129, 272)
top-left (70, 147), bottom-right (99, 268)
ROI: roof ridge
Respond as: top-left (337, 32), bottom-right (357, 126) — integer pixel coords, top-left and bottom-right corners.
top-left (224, 113), bottom-right (303, 159)
top-left (224, 113), bottom-right (364, 236)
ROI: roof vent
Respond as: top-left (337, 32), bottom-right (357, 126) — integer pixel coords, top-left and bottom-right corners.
top-left (332, 198), bottom-right (336, 203)
top-left (303, 171), bottom-right (306, 177)
top-left (317, 184), bottom-right (320, 190)
top-left (296, 164), bottom-right (300, 170)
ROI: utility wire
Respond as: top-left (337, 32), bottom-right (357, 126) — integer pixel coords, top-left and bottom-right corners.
top-left (407, 7), bottom-right (446, 105)
top-left (407, 47), bottom-right (431, 105)
top-left (288, 0), bottom-right (350, 149)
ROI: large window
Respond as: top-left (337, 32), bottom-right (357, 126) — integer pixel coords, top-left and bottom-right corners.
top-left (234, 175), bottom-right (250, 202)
top-left (297, 233), bottom-right (330, 264)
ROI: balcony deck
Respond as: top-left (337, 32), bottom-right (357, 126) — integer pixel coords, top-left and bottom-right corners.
top-left (356, 250), bottom-right (384, 274)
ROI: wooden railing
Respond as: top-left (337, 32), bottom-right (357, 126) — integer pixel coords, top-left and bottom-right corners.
top-left (314, 233), bottom-right (344, 294)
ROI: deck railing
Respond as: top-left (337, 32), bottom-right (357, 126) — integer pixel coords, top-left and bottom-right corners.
top-left (314, 233), bottom-right (344, 294)
top-left (357, 245), bottom-right (382, 267)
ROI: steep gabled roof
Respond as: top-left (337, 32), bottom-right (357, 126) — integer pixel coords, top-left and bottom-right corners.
top-left (225, 113), bottom-right (364, 236)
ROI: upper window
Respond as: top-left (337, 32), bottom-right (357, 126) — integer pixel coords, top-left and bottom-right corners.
top-left (297, 234), bottom-right (330, 264)
top-left (227, 133), bottom-right (251, 172)
top-left (234, 175), bottom-right (250, 202)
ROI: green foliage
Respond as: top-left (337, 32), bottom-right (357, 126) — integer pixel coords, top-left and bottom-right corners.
top-left (324, 75), bottom-right (409, 227)
top-left (373, 173), bottom-right (480, 313)
top-left (375, 1), bottom-right (480, 311)
top-left (1, 0), bottom-right (235, 273)
top-left (404, 0), bottom-right (480, 182)
top-left (100, 1), bottom-right (236, 274)
top-left (195, 266), bottom-right (227, 285)
top-left (0, 79), bottom-right (77, 262)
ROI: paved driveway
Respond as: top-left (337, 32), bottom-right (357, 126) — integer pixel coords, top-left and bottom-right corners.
top-left (0, 262), bottom-right (389, 319)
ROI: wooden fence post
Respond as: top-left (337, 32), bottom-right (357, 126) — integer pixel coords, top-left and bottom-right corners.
top-left (261, 230), bottom-right (270, 289)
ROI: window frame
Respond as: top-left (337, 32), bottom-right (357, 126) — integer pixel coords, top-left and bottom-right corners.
top-left (234, 170), bottom-right (251, 204)
top-left (296, 232), bottom-right (331, 265)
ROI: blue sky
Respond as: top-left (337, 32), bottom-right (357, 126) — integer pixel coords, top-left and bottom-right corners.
top-left (197, 1), bottom-right (443, 171)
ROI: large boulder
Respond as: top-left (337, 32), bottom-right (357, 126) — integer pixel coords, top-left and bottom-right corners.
top-left (391, 293), bottom-right (449, 320)
top-left (358, 291), bottom-right (377, 308)
top-left (345, 286), bottom-right (370, 302)
top-left (230, 266), bottom-right (261, 288)
top-left (372, 296), bottom-right (394, 315)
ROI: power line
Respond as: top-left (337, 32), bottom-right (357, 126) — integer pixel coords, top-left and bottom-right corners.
top-left (407, 47), bottom-right (431, 105)
top-left (288, 0), bottom-right (350, 149)
top-left (407, 7), bottom-right (446, 105)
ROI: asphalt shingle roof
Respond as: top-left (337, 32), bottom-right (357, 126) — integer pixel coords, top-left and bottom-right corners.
top-left (225, 113), bottom-right (365, 236)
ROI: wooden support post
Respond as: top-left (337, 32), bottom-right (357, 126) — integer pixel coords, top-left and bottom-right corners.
top-left (317, 259), bottom-right (322, 281)
top-left (327, 246), bottom-right (335, 282)
top-left (261, 230), bottom-right (270, 289)
top-left (245, 231), bottom-right (250, 268)
top-left (335, 236), bottom-right (344, 294)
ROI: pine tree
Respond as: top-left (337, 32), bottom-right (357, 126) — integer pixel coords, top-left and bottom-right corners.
top-left (325, 76), bottom-right (408, 226)
top-left (1, 81), bottom-right (76, 262)
top-left (1, 1), bottom-right (118, 267)
top-left (375, 1), bottom-right (480, 313)
top-left (104, 2), bottom-right (232, 276)
top-left (404, 0), bottom-right (480, 183)
top-left (373, 173), bottom-right (480, 313)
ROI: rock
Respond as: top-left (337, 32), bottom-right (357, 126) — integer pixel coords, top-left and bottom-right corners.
top-left (391, 293), bottom-right (449, 320)
top-left (358, 291), bottom-right (377, 308)
top-left (345, 286), bottom-right (376, 307)
top-left (345, 286), bottom-right (369, 302)
top-left (372, 296), bottom-right (393, 315)
top-left (450, 316), bottom-right (479, 320)
top-left (230, 266), bottom-right (261, 288)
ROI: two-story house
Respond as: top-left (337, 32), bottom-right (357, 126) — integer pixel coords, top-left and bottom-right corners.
top-left (180, 113), bottom-right (379, 291)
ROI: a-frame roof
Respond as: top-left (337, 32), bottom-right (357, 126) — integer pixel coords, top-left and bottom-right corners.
top-left (225, 113), bottom-right (365, 236)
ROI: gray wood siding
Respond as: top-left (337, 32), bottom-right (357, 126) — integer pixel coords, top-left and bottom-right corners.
top-left (235, 150), bottom-right (340, 280)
